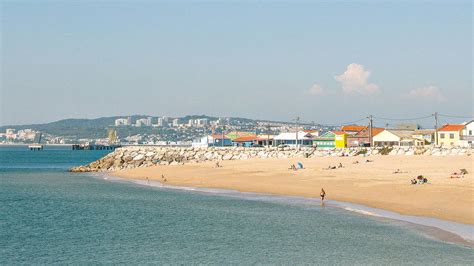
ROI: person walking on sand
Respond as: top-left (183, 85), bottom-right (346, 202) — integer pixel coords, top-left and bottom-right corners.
top-left (146, 177), bottom-right (149, 185)
top-left (320, 188), bottom-right (326, 205)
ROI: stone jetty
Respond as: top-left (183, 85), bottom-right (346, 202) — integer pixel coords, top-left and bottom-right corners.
top-left (69, 146), bottom-right (473, 173)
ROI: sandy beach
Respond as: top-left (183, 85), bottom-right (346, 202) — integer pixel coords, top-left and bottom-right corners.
top-left (112, 155), bottom-right (474, 225)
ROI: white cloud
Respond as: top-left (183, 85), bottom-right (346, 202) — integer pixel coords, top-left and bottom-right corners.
top-left (308, 84), bottom-right (324, 95)
top-left (335, 63), bottom-right (379, 94)
top-left (408, 85), bottom-right (445, 101)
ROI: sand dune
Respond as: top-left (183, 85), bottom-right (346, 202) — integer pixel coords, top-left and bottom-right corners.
top-left (112, 155), bottom-right (474, 224)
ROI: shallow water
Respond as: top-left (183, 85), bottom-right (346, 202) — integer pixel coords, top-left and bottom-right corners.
top-left (1, 150), bottom-right (473, 264)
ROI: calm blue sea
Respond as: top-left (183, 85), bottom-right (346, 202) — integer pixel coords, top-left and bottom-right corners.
top-left (1, 148), bottom-right (473, 264)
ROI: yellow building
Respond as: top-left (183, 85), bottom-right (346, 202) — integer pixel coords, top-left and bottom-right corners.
top-left (333, 131), bottom-right (347, 148)
top-left (437, 124), bottom-right (465, 146)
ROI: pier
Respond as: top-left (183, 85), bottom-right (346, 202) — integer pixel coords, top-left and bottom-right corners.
top-left (72, 144), bottom-right (121, 150)
top-left (28, 144), bottom-right (43, 151)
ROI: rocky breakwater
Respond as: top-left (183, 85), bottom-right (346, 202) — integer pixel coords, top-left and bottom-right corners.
top-left (69, 146), bottom-right (473, 173)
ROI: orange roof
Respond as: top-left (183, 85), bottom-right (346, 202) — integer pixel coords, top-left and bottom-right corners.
top-left (332, 131), bottom-right (346, 135)
top-left (438, 124), bottom-right (464, 132)
top-left (372, 128), bottom-right (385, 136)
top-left (352, 127), bottom-right (385, 137)
top-left (303, 130), bottom-right (317, 133)
top-left (233, 136), bottom-right (257, 142)
top-left (341, 125), bottom-right (367, 132)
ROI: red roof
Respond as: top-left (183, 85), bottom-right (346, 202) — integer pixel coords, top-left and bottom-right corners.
top-left (233, 136), bottom-right (257, 142)
top-left (341, 125), bottom-right (367, 132)
top-left (438, 124), bottom-right (464, 132)
top-left (332, 131), bottom-right (346, 135)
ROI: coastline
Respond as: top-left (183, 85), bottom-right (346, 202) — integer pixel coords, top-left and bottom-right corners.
top-left (97, 174), bottom-right (474, 247)
top-left (111, 155), bottom-right (473, 225)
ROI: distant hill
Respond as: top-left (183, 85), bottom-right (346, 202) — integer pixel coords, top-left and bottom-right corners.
top-left (0, 115), bottom-right (260, 139)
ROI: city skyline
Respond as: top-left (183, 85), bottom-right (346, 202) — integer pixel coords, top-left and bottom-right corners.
top-left (2, 1), bottom-right (472, 125)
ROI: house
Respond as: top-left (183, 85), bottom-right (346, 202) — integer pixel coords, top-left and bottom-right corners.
top-left (412, 129), bottom-right (435, 146)
top-left (347, 127), bottom-right (384, 147)
top-left (273, 131), bottom-right (315, 147)
top-left (232, 135), bottom-right (258, 147)
top-left (303, 129), bottom-right (320, 137)
top-left (313, 131), bottom-right (346, 148)
top-left (460, 120), bottom-right (474, 147)
top-left (255, 134), bottom-right (274, 146)
top-left (373, 129), bottom-right (415, 147)
top-left (437, 124), bottom-right (465, 147)
top-left (192, 134), bottom-right (232, 147)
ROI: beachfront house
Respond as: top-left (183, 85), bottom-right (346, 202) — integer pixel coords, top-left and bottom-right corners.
top-left (460, 120), bottom-right (474, 147)
top-left (412, 129), bottom-right (436, 146)
top-left (273, 131), bottom-right (315, 147)
top-left (255, 134), bottom-right (274, 146)
top-left (346, 127), bottom-right (384, 147)
top-left (372, 129), bottom-right (415, 147)
top-left (313, 131), bottom-right (347, 148)
top-left (232, 135), bottom-right (258, 147)
top-left (192, 134), bottom-right (232, 147)
top-left (437, 124), bottom-right (464, 147)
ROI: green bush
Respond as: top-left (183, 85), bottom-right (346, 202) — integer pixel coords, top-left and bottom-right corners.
top-left (379, 146), bottom-right (393, 155)
top-left (355, 149), bottom-right (367, 156)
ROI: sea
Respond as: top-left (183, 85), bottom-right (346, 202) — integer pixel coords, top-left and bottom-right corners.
top-left (1, 147), bottom-right (473, 264)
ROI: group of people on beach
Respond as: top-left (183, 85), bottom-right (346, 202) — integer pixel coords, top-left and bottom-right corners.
top-left (145, 174), bottom-right (167, 185)
top-left (450, 169), bottom-right (468, 179)
top-left (289, 162), bottom-right (304, 171)
top-left (411, 175), bottom-right (428, 185)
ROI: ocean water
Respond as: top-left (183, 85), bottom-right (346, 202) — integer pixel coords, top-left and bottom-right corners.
top-left (1, 149), bottom-right (473, 264)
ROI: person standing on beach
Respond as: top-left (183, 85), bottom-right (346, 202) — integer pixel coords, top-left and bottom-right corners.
top-left (320, 188), bottom-right (326, 205)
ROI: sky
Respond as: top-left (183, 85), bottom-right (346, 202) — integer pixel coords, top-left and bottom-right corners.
top-left (1, 1), bottom-right (472, 127)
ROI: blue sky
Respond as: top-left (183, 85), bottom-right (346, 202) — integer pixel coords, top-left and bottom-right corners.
top-left (1, 1), bottom-right (472, 126)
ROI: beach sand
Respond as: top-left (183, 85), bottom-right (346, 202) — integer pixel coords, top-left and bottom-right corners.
top-left (112, 155), bottom-right (474, 225)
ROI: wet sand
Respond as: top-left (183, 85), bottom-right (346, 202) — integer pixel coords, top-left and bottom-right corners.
top-left (112, 155), bottom-right (474, 225)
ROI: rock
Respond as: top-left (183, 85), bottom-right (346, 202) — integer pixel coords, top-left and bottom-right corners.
top-left (223, 153), bottom-right (233, 160)
top-left (133, 154), bottom-right (145, 161)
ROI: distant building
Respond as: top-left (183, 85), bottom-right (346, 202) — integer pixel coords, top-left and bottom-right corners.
top-left (192, 134), bottom-right (232, 147)
top-left (115, 118), bottom-right (131, 126)
top-left (412, 129), bottom-right (435, 146)
top-left (437, 124), bottom-right (465, 147)
top-left (172, 118), bottom-right (180, 127)
top-left (313, 131), bottom-right (346, 149)
top-left (373, 129), bottom-right (415, 147)
top-left (460, 120), bottom-right (474, 147)
top-left (346, 127), bottom-right (385, 147)
top-left (196, 118), bottom-right (208, 127)
top-left (273, 131), bottom-right (315, 147)
top-left (135, 118), bottom-right (152, 127)
top-left (232, 135), bottom-right (258, 147)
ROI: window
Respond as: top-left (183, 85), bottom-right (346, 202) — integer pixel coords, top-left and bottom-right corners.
top-left (449, 133), bottom-right (454, 139)
top-left (469, 130), bottom-right (472, 136)
top-left (440, 133), bottom-right (445, 139)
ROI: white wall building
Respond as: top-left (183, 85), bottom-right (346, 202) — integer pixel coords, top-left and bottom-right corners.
top-left (373, 129), bottom-right (415, 147)
top-left (172, 118), bottom-right (180, 127)
top-left (460, 120), bottom-right (474, 147)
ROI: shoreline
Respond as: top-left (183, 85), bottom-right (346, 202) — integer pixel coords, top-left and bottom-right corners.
top-left (96, 173), bottom-right (474, 247)
top-left (111, 156), bottom-right (474, 224)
